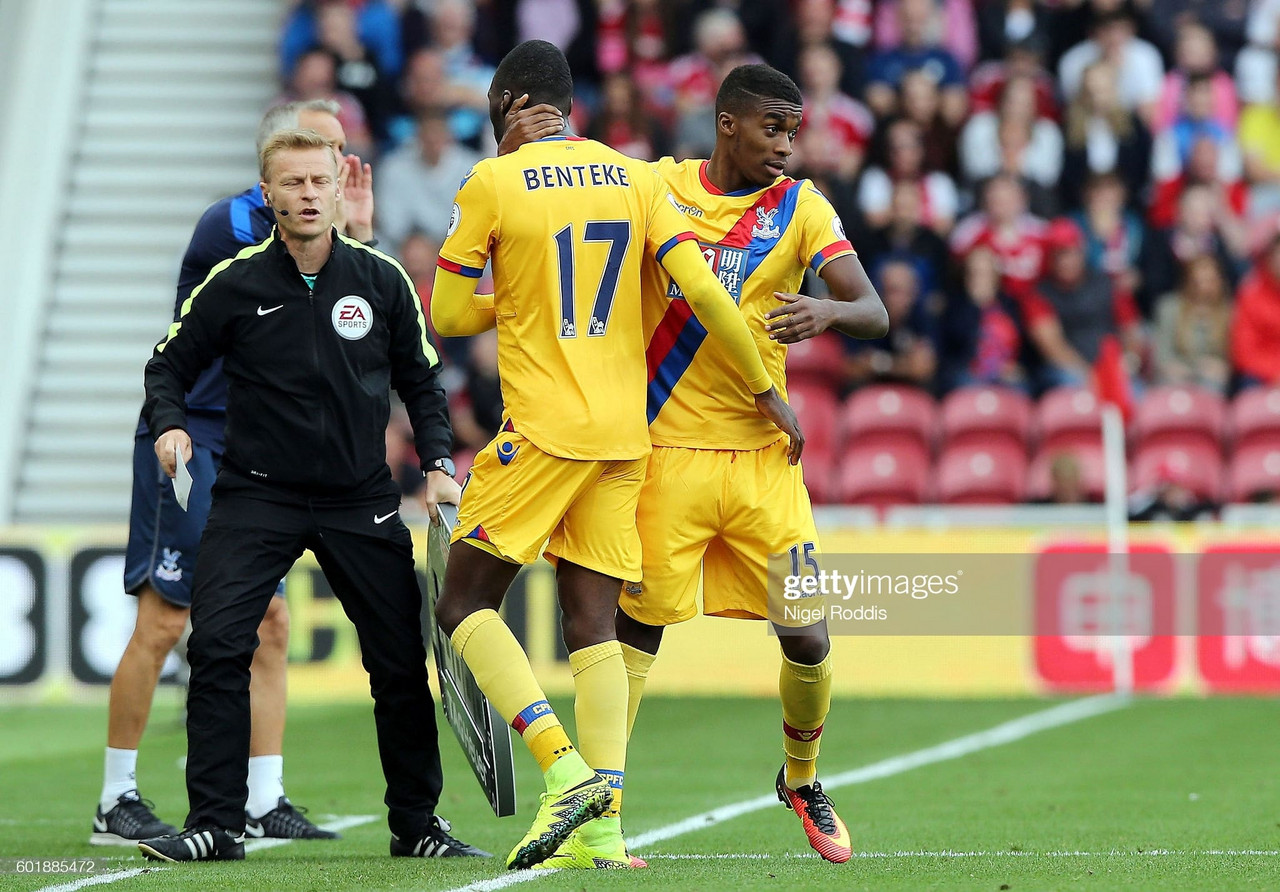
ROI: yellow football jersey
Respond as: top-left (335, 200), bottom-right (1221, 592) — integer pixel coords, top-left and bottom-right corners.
top-left (642, 158), bottom-right (855, 449)
top-left (439, 137), bottom-right (698, 460)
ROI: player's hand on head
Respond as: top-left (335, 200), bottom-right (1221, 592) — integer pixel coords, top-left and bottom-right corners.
top-left (498, 94), bottom-right (564, 156)
top-left (421, 469), bottom-right (463, 524)
top-left (754, 387), bottom-right (805, 465)
top-left (154, 429), bottom-right (193, 479)
top-left (764, 292), bottom-right (835, 344)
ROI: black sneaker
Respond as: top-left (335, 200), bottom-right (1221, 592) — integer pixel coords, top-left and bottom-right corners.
top-left (391, 815), bottom-right (491, 857)
top-left (245, 797), bottom-right (339, 840)
top-left (90, 791), bottom-right (178, 846)
top-left (138, 826), bottom-right (245, 862)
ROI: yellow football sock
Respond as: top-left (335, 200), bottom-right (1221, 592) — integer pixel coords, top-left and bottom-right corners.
top-left (451, 609), bottom-right (577, 774)
top-left (779, 653), bottom-right (832, 789)
top-left (620, 643), bottom-right (656, 739)
top-left (570, 641), bottom-right (628, 816)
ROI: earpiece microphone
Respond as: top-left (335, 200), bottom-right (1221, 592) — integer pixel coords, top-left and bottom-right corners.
top-left (278, 209), bottom-right (289, 215)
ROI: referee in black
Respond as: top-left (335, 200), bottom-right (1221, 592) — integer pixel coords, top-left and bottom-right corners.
top-left (137, 128), bottom-right (487, 862)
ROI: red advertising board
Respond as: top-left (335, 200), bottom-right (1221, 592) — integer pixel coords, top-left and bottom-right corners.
top-left (1197, 542), bottom-right (1280, 693)
top-left (1034, 542), bottom-right (1177, 691)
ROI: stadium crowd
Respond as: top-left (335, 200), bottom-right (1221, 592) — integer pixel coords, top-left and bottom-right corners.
top-left (277, 0), bottom-right (1280, 507)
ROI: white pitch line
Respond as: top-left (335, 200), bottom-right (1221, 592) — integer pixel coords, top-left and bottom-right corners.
top-left (440, 694), bottom-right (1128, 892)
top-left (29, 869), bottom-right (165, 892)
top-left (645, 850), bottom-right (1280, 859)
top-left (31, 815), bottom-right (376, 892)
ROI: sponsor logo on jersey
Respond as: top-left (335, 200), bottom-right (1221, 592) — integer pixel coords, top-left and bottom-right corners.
top-left (751, 206), bottom-right (781, 240)
top-left (668, 194), bottom-right (704, 218)
top-left (667, 244), bottom-right (747, 303)
top-left (497, 440), bottom-right (519, 465)
top-left (332, 296), bottom-right (372, 340)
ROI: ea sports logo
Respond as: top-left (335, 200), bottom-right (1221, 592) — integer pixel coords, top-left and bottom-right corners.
top-left (332, 295), bottom-right (372, 340)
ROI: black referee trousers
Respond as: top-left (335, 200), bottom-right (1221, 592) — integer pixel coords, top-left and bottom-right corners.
top-left (183, 470), bottom-right (443, 838)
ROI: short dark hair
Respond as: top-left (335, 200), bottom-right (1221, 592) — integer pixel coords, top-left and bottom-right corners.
top-left (715, 64), bottom-right (802, 117)
top-left (491, 40), bottom-right (573, 114)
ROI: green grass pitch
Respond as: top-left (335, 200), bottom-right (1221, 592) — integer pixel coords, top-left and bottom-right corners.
top-left (1, 695), bottom-right (1277, 891)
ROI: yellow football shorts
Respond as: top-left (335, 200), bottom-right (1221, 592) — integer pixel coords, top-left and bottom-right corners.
top-left (451, 428), bottom-right (648, 582)
top-left (619, 438), bottom-right (820, 625)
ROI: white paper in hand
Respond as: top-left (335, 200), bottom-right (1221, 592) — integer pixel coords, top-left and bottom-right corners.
top-left (172, 444), bottom-right (193, 512)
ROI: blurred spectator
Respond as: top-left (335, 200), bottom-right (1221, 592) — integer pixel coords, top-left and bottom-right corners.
top-left (792, 43), bottom-right (873, 184)
top-left (433, 0), bottom-right (498, 145)
top-left (1230, 231), bottom-right (1280, 388)
top-left (858, 119), bottom-right (958, 236)
top-left (313, 0), bottom-right (399, 144)
top-left (975, 0), bottom-right (1054, 63)
top-left (1151, 255), bottom-right (1232, 393)
top-left (1023, 217), bottom-right (1141, 388)
top-left (586, 73), bottom-right (670, 161)
top-left (1148, 136), bottom-right (1248, 234)
top-left (376, 107), bottom-right (481, 247)
top-left (1152, 21), bottom-right (1238, 134)
top-left (846, 259), bottom-right (938, 389)
top-left (899, 69), bottom-right (959, 176)
top-left (872, 0), bottom-right (978, 72)
top-left (1072, 172), bottom-right (1147, 305)
top-left (959, 73), bottom-right (1063, 193)
top-left (275, 48), bottom-right (374, 157)
top-left (281, 0), bottom-right (403, 80)
top-left (950, 172), bottom-right (1048, 301)
top-left (1138, 0), bottom-right (1250, 67)
top-left (1239, 66), bottom-right (1280, 217)
top-left (669, 10), bottom-right (762, 158)
top-left (467, 0), bottom-right (600, 84)
top-left (448, 331), bottom-right (505, 451)
top-left (1236, 0), bottom-right (1280, 106)
top-left (595, 0), bottom-right (683, 105)
top-left (969, 37), bottom-right (1059, 120)
top-left (939, 246), bottom-right (1030, 392)
top-left (1059, 60), bottom-right (1152, 209)
top-left (1143, 183), bottom-right (1245, 299)
top-left (1150, 74), bottom-right (1243, 183)
top-left (864, 0), bottom-right (968, 126)
top-left (1036, 452), bottom-right (1088, 505)
top-left (388, 47), bottom-right (492, 152)
top-left (1128, 457), bottom-right (1218, 521)
top-left (861, 180), bottom-right (950, 296)
top-left (1058, 10), bottom-right (1164, 123)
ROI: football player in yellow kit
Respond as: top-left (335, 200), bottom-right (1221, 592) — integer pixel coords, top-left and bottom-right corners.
top-left (430, 42), bottom-right (802, 870)
top-left (615, 64), bottom-right (888, 865)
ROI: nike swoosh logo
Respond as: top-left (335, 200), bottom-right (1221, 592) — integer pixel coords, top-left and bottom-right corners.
top-left (374, 511), bottom-right (398, 524)
top-left (257, 305), bottom-right (284, 316)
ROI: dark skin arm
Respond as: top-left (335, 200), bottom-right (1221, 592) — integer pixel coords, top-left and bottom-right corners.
top-left (763, 254), bottom-right (889, 343)
top-left (496, 95), bottom-right (564, 156)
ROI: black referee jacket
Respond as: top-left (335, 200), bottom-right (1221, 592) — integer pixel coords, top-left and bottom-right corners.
top-left (143, 228), bottom-right (452, 494)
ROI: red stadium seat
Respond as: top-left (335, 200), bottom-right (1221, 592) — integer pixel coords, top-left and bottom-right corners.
top-left (1035, 386), bottom-right (1102, 451)
top-left (1227, 441), bottom-right (1280, 502)
top-left (841, 385), bottom-right (936, 454)
top-left (785, 333), bottom-right (846, 392)
top-left (936, 441), bottom-right (1028, 504)
top-left (1230, 387), bottom-right (1280, 451)
top-left (1130, 441), bottom-right (1223, 502)
top-left (1131, 385), bottom-right (1225, 452)
top-left (836, 441), bottom-right (931, 506)
top-left (1025, 444), bottom-right (1107, 502)
top-left (940, 385), bottom-right (1032, 452)
top-left (787, 383), bottom-right (841, 456)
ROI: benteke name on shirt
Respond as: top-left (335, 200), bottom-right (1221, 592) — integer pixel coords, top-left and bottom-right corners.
top-left (522, 164), bottom-right (631, 191)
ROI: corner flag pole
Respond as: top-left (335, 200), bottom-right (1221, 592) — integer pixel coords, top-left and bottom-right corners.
top-left (1096, 335), bottom-right (1133, 695)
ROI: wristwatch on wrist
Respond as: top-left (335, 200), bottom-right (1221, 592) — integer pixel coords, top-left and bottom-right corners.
top-left (429, 456), bottom-right (456, 477)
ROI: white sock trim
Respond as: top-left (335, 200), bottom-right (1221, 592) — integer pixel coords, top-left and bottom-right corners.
top-left (246, 754), bottom-right (285, 819)
top-left (101, 747), bottom-right (139, 812)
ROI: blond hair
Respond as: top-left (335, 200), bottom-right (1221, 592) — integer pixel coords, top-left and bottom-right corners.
top-left (258, 128), bottom-right (337, 181)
